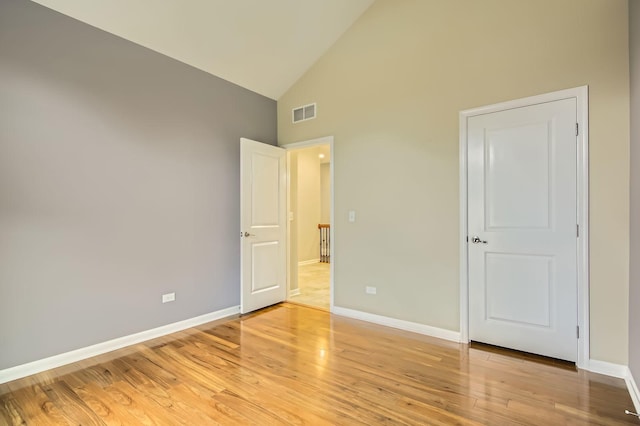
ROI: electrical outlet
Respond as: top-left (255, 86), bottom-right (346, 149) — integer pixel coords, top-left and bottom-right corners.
top-left (162, 292), bottom-right (176, 303)
top-left (365, 286), bottom-right (376, 295)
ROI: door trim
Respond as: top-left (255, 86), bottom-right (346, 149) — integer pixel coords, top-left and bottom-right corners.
top-left (280, 136), bottom-right (335, 312)
top-left (459, 87), bottom-right (589, 368)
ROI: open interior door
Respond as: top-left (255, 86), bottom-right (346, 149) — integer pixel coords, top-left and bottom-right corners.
top-left (240, 138), bottom-right (287, 314)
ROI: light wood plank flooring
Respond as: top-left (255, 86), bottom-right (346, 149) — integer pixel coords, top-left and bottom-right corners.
top-left (0, 303), bottom-right (636, 425)
top-left (288, 262), bottom-right (330, 310)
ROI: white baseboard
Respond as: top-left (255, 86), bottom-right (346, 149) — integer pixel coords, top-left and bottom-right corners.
top-left (332, 306), bottom-right (461, 343)
top-left (586, 359), bottom-right (629, 378)
top-left (586, 359), bottom-right (640, 412)
top-left (289, 288), bottom-right (301, 297)
top-left (626, 369), bottom-right (640, 414)
top-left (298, 259), bottom-right (320, 266)
top-left (0, 305), bottom-right (240, 385)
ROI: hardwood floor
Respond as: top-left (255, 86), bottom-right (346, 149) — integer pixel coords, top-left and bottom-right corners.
top-left (0, 303), bottom-right (637, 425)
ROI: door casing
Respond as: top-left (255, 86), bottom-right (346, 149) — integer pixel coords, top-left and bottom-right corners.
top-left (280, 136), bottom-right (335, 312)
top-left (459, 87), bottom-right (589, 368)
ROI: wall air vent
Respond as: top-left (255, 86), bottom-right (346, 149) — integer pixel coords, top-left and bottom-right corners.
top-left (292, 103), bottom-right (316, 123)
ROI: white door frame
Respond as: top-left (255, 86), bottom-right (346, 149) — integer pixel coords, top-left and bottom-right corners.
top-left (459, 87), bottom-right (589, 368)
top-left (280, 136), bottom-right (335, 312)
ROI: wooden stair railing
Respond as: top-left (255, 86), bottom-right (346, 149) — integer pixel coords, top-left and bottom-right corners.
top-left (318, 224), bottom-right (330, 263)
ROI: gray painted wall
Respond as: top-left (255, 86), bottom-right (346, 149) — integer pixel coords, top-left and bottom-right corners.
top-left (630, 0), bottom-right (640, 381)
top-left (0, 0), bottom-right (276, 370)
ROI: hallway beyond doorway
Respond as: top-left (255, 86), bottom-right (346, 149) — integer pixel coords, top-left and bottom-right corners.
top-left (289, 262), bottom-right (330, 310)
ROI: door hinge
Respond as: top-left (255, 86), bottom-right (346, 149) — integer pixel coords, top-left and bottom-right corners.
top-left (577, 326), bottom-right (580, 339)
top-left (576, 224), bottom-right (579, 238)
top-left (576, 123), bottom-right (579, 136)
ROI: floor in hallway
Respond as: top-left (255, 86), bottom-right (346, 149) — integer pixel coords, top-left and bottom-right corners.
top-left (288, 262), bottom-right (330, 310)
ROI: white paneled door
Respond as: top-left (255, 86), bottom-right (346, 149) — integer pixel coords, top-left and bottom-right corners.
top-left (240, 138), bottom-right (287, 314)
top-left (467, 98), bottom-right (578, 362)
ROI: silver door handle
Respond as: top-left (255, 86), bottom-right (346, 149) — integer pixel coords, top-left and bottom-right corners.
top-left (471, 236), bottom-right (487, 244)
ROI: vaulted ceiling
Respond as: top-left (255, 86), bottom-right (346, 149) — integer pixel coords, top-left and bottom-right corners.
top-left (30, 0), bottom-right (374, 100)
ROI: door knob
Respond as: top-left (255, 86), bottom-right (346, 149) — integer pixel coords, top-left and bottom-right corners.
top-left (242, 232), bottom-right (256, 238)
top-left (471, 236), bottom-right (487, 244)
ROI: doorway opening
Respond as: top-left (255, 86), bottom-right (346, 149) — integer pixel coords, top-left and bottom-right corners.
top-left (282, 137), bottom-right (334, 311)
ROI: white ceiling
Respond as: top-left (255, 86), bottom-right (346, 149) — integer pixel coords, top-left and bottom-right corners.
top-left (30, 0), bottom-right (374, 100)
